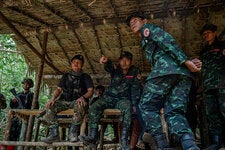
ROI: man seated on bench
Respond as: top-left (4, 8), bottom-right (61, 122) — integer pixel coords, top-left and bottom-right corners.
top-left (42, 54), bottom-right (94, 143)
top-left (84, 51), bottom-right (142, 150)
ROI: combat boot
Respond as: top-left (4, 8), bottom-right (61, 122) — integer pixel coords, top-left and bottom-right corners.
top-left (82, 127), bottom-right (98, 144)
top-left (154, 133), bottom-right (172, 150)
top-left (204, 135), bottom-right (223, 150)
top-left (181, 133), bottom-right (200, 150)
top-left (42, 125), bottom-right (60, 143)
top-left (142, 132), bottom-right (157, 150)
top-left (118, 126), bottom-right (130, 150)
top-left (68, 123), bottom-right (80, 142)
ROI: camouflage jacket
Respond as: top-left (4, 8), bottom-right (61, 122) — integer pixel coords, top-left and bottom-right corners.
top-left (201, 39), bottom-right (225, 90)
top-left (140, 23), bottom-right (192, 80)
top-left (104, 60), bottom-right (141, 106)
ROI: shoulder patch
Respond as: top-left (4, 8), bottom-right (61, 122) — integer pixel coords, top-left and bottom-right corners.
top-left (143, 28), bottom-right (150, 37)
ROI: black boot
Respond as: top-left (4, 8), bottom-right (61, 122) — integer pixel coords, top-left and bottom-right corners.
top-left (142, 132), bottom-right (157, 150)
top-left (181, 133), bottom-right (200, 150)
top-left (204, 135), bottom-right (222, 150)
top-left (153, 133), bottom-right (171, 150)
top-left (68, 124), bottom-right (80, 142)
top-left (82, 127), bottom-right (98, 144)
top-left (42, 126), bottom-right (60, 143)
top-left (119, 126), bottom-right (130, 150)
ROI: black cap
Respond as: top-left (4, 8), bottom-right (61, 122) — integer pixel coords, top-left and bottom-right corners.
top-left (200, 24), bottom-right (217, 35)
top-left (71, 54), bottom-right (84, 63)
top-left (126, 11), bottom-right (147, 26)
top-left (96, 85), bottom-right (105, 92)
top-left (22, 78), bottom-right (34, 88)
top-left (119, 51), bottom-right (133, 60)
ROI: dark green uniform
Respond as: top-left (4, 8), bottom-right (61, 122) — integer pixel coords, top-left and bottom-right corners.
top-left (139, 23), bottom-right (194, 139)
top-left (89, 60), bottom-right (141, 129)
top-left (201, 39), bottom-right (225, 136)
top-left (44, 71), bottom-right (94, 127)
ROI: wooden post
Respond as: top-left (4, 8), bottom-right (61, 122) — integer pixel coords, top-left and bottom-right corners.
top-left (24, 32), bottom-right (48, 150)
top-left (2, 110), bottom-right (14, 150)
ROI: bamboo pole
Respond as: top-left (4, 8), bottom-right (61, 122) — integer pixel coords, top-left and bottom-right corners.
top-left (24, 31), bottom-right (48, 150)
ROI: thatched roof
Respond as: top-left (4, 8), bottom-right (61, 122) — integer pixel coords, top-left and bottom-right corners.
top-left (0, 0), bottom-right (224, 88)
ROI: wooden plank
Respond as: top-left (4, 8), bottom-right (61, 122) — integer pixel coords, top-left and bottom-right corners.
top-left (103, 109), bottom-right (121, 116)
top-left (4, 109), bottom-right (74, 116)
top-left (0, 141), bottom-right (84, 147)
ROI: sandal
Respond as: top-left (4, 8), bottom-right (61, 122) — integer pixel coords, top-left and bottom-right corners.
top-left (136, 140), bottom-right (145, 149)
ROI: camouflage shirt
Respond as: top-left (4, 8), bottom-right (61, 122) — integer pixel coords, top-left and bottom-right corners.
top-left (140, 23), bottom-right (192, 80)
top-left (104, 60), bottom-right (141, 106)
top-left (201, 39), bottom-right (225, 90)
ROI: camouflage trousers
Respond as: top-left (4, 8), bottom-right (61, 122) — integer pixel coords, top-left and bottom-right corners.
top-left (203, 88), bottom-right (225, 135)
top-left (88, 95), bottom-right (132, 129)
top-left (44, 99), bottom-right (88, 128)
top-left (139, 75), bottom-right (193, 139)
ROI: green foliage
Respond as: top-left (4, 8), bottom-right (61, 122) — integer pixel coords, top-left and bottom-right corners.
top-left (0, 34), bottom-right (27, 99)
top-left (0, 34), bottom-right (50, 141)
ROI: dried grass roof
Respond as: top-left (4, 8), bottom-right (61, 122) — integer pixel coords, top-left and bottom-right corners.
top-left (0, 0), bottom-right (224, 88)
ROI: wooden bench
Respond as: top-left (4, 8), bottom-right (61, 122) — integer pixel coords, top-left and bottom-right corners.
top-left (1, 109), bottom-right (85, 150)
top-left (1, 109), bottom-right (122, 150)
top-left (99, 109), bottom-right (121, 150)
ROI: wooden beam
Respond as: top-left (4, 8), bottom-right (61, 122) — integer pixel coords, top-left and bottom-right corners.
top-left (0, 141), bottom-right (83, 147)
top-left (0, 11), bottom-right (62, 74)
top-left (8, 6), bottom-right (50, 26)
top-left (71, 27), bottom-right (96, 73)
top-left (53, 33), bottom-right (71, 65)
top-left (25, 31), bottom-right (48, 150)
top-left (39, 2), bottom-right (95, 74)
top-left (109, 0), bottom-right (123, 52)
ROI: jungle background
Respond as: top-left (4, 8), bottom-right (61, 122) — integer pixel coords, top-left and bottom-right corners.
top-left (0, 34), bottom-right (115, 145)
top-left (0, 34), bottom-right (50, 140)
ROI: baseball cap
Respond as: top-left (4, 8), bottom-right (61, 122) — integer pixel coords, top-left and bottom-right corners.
top-left (200, 24), bottom-right (217, 35)
top-left (71, 54), bottom-right (84, 63)
top-left (119, 51), bottom-right (133, 60)
top-left (126, 11), bottom-right (147, 26)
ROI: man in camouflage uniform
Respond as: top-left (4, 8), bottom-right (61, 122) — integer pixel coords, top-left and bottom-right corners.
top-left (42, 54), bottom-right (94, 143)
top-left (84, 51), bottom-right (141, 150)
top-left (126, 12), bottom-right (202, 150)
top-left (200, 24), bottom-right (225, 149)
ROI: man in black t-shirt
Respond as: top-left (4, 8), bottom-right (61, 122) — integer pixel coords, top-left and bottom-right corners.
top-left (42, 54), bottom-right (94, 143)
top-left (9, 78), bottom-right (37, 143)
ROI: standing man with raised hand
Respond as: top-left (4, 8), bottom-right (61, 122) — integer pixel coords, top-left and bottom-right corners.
top-left (199, 24), bottom-right (225, 150)
top-left (126, 11), bottom-right (202, 150)
top-left (84, 51), bottom-right (141, 150)
top-left (42, 54), bottom-right (94, 144)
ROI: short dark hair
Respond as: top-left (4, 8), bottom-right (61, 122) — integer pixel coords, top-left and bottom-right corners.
top-left (71, 54), bottom-right (84, 63)
top-left (119, 51), bottom-right (133, 60)
top-left (200, 24), bottom-right (217, 35)
top-left (96, 85), bottom-right (105, 92)
top-left (126, 11), bottom-right (147, 26)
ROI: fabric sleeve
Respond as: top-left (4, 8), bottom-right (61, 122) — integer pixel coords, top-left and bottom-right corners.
top-left (57, 73), bottom-right (67, 88)
top-left (104, 60), bottom-right (116, 76)
top-left (130, 68), bottom-right (142, 106)
top-left (141, 24), bottom-right (188, 65)
top-left (83, 74), bottom-right (94, 89)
